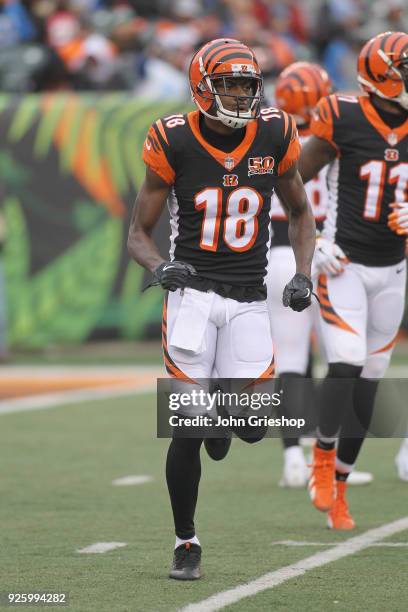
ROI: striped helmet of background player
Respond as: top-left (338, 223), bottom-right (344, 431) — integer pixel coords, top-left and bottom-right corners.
top-left (357, 31), bottom-right (408, 110)
top-left (275, 61), bottom-right (333, 127)
top-left (189, 38), bottom-right (264, 129)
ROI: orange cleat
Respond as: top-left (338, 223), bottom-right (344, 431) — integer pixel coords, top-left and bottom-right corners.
top-left (327, 480), bottom-right (356, 530)
top-left (308, 444), bottom-right (336, 512)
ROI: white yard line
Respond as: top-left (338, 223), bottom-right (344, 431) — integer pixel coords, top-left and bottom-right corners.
top-left (112, 475), bottom-right (153, 486)
top-left (77, 542), bottom-right (127, 554)
top-left (272, 539), bottom-right (408, 547)
top-left (0, 383), bottom-right (156, 415)
top-left (180, 517), bottom-right (408, 612)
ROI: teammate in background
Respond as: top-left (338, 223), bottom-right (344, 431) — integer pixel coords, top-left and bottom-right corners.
top-left (267, 62), bottom-right (333, 488)
top-left (128, 39), bottom-right (316, 580)
top-left (268, 62), bottom-right (374, 489)
top-left (299, 31), bottom-right (408, 529)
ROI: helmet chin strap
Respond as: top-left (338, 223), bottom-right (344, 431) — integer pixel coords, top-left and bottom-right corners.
top-left (195, 103), bottom-right (250, 129)
top-left (214, 92), bottom-right (256, 128)
top-left (216, 109), bottom-right (252, 129)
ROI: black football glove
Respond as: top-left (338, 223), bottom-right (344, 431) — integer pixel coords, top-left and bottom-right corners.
top-left (282, 273), bottom-right (313, 312)
top-left (153, 260), bottom-right (197, 291)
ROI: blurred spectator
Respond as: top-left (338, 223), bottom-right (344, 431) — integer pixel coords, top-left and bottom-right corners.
top-left (231, 13), bottom-right (295, 77)
top-left (58, 24), bottom-right (118, 83)
top-left (45, 1), bottom-right (81, 49)
top-left (2, 0), bottom-right (393, 95)
top-left (31, 47), bottom-right (73, 91)
top-left (0, 0), bottom-right (37, 47)
top-left (360, 0), bottom-right (408, 42)
top-left (267, 0), bottom-right (308, 44)
top-left (323, 29), bottom-right (361, 90)
top-left (315, 0), bottom-right (364, 90)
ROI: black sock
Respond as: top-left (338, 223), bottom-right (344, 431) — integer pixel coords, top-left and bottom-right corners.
top-left (166, 436), bottom-right (202, 539)
top-left (318, 362), bottom-right (362, 440)
top-left (335, 470), bottom-right (349, 481)
top-left (279, 372), bottom-right (304, 448)
top-left (337, 378), bottom-right (379, 467)
top-left (317, 439), bottom-right (335, 451)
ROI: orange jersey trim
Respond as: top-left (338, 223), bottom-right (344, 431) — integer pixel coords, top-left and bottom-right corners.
top-left (142, 125), bottom-right (175, 185)
top-left (156, 119), bottom-right (169, 145)
top-left (359, 96), bottom-right (408, 145)
top-left (310, 96), bottom-right (340, 154)
top-left (278, 115), bottom-right (301, 175)
top-left (187, 110), bottom-right (258, 172)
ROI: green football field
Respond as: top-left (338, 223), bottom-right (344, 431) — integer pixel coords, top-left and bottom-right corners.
top-left (1, 381), bottom-right (408, 612)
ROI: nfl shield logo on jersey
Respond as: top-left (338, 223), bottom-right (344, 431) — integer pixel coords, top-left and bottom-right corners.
top-left (224, 157), bottom-right (235, 170)
top-left (387, 133), bottom-right (398, 146)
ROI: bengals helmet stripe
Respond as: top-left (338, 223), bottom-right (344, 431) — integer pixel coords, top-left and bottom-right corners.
top-left (358, 31), bottom-right (408, 110)
top-left (274, 62), bottom-right (332, 125)
top-left (201, 39), bottom-right (237, 64)
top-left (205, 45), bottom-right (250, 68)
top-left (211, 51), bottom-right (254, 65)
top-left (203, 41), bottom-right (256, 70)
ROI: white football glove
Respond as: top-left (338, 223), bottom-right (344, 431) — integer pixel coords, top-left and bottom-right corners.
top-left (314, 236), bottom-right (348, 276)
top-left (388, 202), bottom-right (408, 236)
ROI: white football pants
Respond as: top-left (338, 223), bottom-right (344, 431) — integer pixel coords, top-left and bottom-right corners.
top-left (163, 288), bottom-right (274, 381)
top-left (266, 246), bottom-right (321, 374)
top-left (317, 260), bottom-right (406, 379)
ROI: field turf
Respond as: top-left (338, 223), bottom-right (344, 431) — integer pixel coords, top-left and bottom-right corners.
top-left (1, 385), bottom-right (408, 611)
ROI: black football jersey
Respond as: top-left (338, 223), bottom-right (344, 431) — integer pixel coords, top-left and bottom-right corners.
top-left (143, 108), bottom-right (300, 300)
top-left (310, 94), bottom-right (407, 266)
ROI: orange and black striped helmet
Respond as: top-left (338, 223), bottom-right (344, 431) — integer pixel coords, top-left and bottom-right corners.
top-left (275, 61), bottom-right (332, 125)
top-left (357, 31), bottom-right (408, 109)
top-left (189, 38), bottom-right (263, 129)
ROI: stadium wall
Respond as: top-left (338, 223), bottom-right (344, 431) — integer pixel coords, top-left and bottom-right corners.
top-left (0, 93), bottom-right (189, 348)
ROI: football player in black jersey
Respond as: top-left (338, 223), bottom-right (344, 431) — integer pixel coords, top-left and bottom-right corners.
top-left (299, 31), bottom-right (408, 529)
top-left (128, 38), bottom-right (316, 579)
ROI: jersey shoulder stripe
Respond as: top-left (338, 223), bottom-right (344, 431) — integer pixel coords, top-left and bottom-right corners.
top-left (310, 94), bottom-right (341, 152)
top-left (258, 108), bottom-right (300, 174)
top-left (142, 116), bottom-right (184, 185)
top-left (278, 110), bottom-right (301, 175)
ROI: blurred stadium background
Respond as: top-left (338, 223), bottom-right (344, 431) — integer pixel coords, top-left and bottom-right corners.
top-left (1, 1), bottom-right (408, 611)
top-left (0, 0), bottom-right (407, 357)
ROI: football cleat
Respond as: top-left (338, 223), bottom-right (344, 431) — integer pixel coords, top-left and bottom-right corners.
top-left (327, 481), bottom-right (356, 530)
top-left (279, 446), bottom-right (308, 488)
top-left (204, 436), bottom-right (232, 461)
top-left (395, 438), bottom-right (408, 482)
top-left (308, 444), bottom-right (336, 512)
top-left (169, 543), bottom-right (202, 581)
